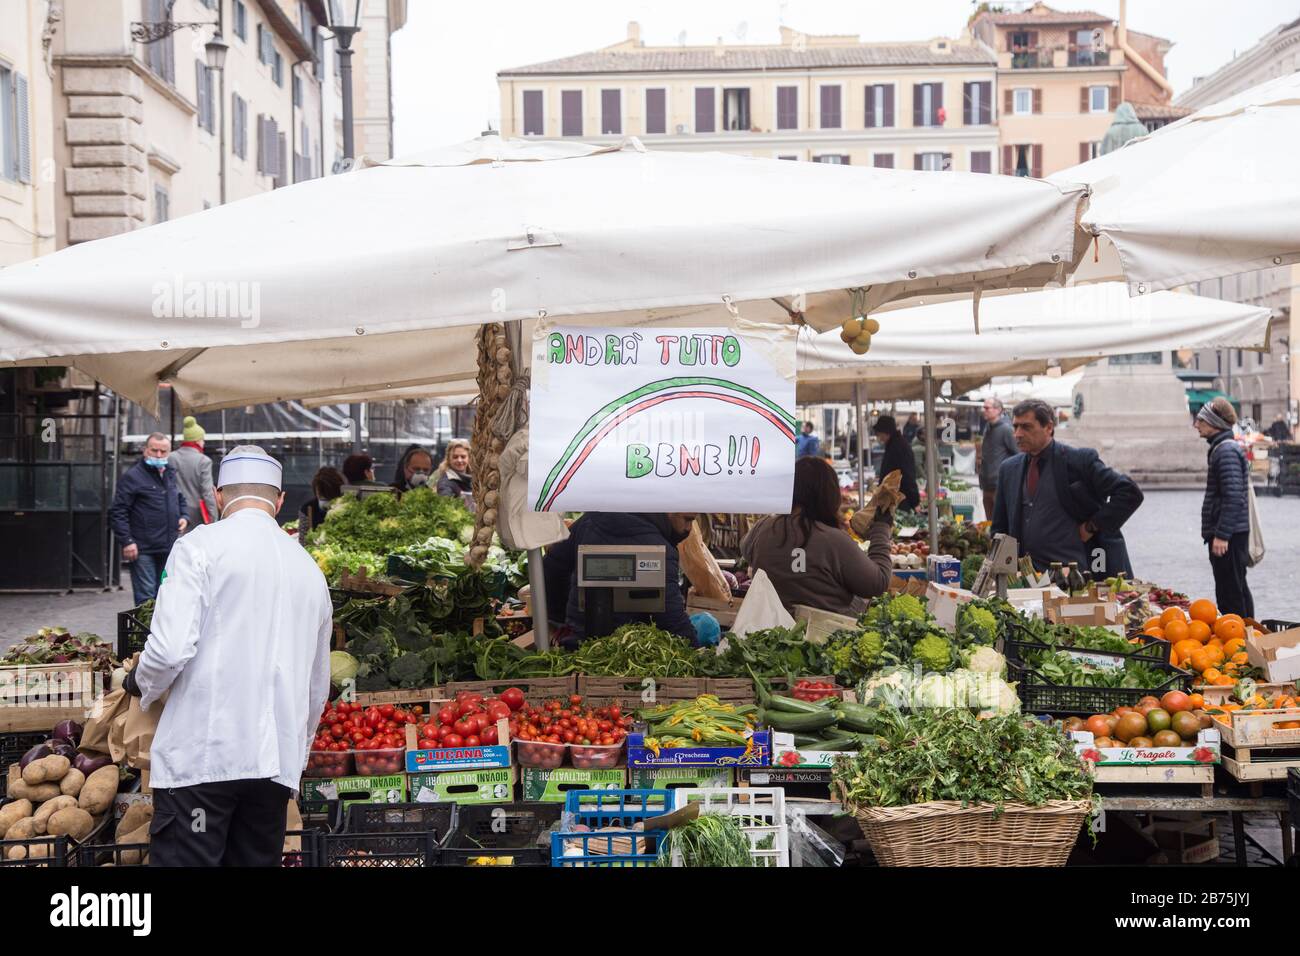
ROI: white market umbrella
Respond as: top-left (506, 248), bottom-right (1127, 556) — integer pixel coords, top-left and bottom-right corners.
top-left (1052, 71), bottom-right (1300, 293)
top-left (0, 135), bottom-right (1087, 412)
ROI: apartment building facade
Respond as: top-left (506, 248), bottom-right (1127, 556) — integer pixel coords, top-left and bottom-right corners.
top-left (498, 24), bottom-right (1002, 173)
top-left (970, 2), bottom-right (1181, 176)
top-left (1175, 14), bottom-right (1300, 432)
top-left (0, 0), bottom-right (57, 267)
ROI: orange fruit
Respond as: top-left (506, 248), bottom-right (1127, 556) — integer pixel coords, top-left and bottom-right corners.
top-left (1189, 599), bottom-right (1218, 624)
top-left (1214, 617), bottom-right (1245, 642)
top-left (1188, 650), bottom-right (1214, 674)
top-left (1174, 639), bottom-right (1201, 660)
top-left (1214, 675), bottom-right (1235, 686)
top-left (1143, 617), bottom-right (1164, 633)
top-left (1163, 619), bottom-right (1190, 643)
top-left (1201, 666), bottom-right (1222, 683)
top-left (1169, 648), bottom-right (1181, 667)
top-left (1230, 651), bottom-right (1248, 665)
top-left (1205, 644), bottom-right (1225, 664)
top-left (1222, 637), bottom-right (1245, 656)
top-left (1187, 620), bottom-right (1212, 644)
top-left (1145, 627), bottom-right (1164, 641)
top-left (1188, 693), bottom-right (1204, 709)
top-left (1161, 607), bottom-right (1188, 626)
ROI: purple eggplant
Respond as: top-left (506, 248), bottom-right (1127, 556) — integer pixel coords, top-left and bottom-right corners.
top-left (52, 719), bottom-right (83, 745)
top-left (73, 753), bottom-right (113, 775)
top-left (19, 743), bottom-right (52, 769)
top-left (48, 741), bottom-right (77, 759)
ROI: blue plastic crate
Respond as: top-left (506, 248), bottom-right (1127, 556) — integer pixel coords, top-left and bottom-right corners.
top-left (550, 789), bottom-right (674, 867)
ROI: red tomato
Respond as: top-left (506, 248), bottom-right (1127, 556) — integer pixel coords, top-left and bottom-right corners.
top-left (438, 724), bottom-right (456, 741)
top-left (443, 734), bottom-right (464, 747)
top-left (379, 704), bottom-right (394, 718)
top-left (485, 701), bottom-right (511, 721)
top-left (499, 688), bottom-right (526, 712)
top-left (465, 735), bottom-right (481, 747)
top-left (480, 725), bottom-right (499, 745)
top-left (437, 706), bottom-right (456, 726)
top-left (453, 718), bottom-right (474, 737)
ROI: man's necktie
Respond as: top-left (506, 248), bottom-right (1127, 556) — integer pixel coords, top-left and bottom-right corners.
top-left (1026, 455), bottom-right (1041, 497)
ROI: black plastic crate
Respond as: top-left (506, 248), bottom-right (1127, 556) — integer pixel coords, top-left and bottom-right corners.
top-left (282, 830), bottom-right (323, 868)
top-left (443, 802), bottom-right (563, 867)
top-left (345, 802), bottom-right (457, 845)
top-left (1261, 620), bottom-right (1299, 633)
top-left (1, 732), bottom-right (49, 798)
top-left (74, 839), bottom-right (151, 868)
top-left (321, 830), bottom-right (439, 867)
top-left (1008, 659), bottom-right (1187, 717)
top-left (298, 796), bottom-right (344, 833)
top-left (116, 603), bottom-right (152, 658)
top-left (0, 834), bottom-right (72, 867)
top-left (1003, 634), bottom-right (1172, 667)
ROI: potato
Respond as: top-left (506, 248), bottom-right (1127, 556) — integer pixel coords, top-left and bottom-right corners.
top-left (116, 803), bottom-right (153, 841)
top-left (59, 768), bottom-right (85, 797)
top-left (5, 816), bottom-right (38, 841)
top-left (32, 796), bottom-right (78, 835)
top-left (77, 765), bottom-right (120, 815)
top-left (21, 754), bottom-right (70, 786)
top-left (8, 780), bottom-right (61, 803)
top-left (117, 823), bottom-right (151, 865)
top-left (47, 807), bottom-right (94, 841)
top-left (0, 799), bottom-right (32, 835)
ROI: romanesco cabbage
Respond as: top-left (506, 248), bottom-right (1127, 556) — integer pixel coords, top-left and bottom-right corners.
top-left (911, 633), bottom-right (955, 673)
top-left (854, 630), bottom-right (884, 669)
top-left (958, 605), bottom-right (999, 646)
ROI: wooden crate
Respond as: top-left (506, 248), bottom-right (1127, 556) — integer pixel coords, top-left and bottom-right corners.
top-left (0, 662), bottom-right (101, 732)
top-left (444, 676), bottom-right (576, 701)
top-left (1091, 763), bottom-right (1215, 796)
top-left (1198, 682), bottom-right (1290, 705)
top-left (1216, 708), bottom-right (1300, 781)
top-left (353, 686), bottom-right (447, 709)
top-left (578, 676), bottom-right (704, 710)
top-left (705, 677), bottom-right (755, 703)
top-left (1143, 817), bottom-right (1219, 864)
top-left (686, 594), bottom-right (738, 627)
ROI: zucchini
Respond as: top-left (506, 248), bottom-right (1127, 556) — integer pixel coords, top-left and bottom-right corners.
top-left (792, 733), bottom-right (824, 747)
top-left (832, 712), bottom-right (876, 734)
top-left (766, 693), bottom-right (827, 715)
top-left (763, 709), bottom-right (838, 732)
top-left (808, 736), bottom-right (860, 752)
top-left (834, 699), bottom-right (879, 722)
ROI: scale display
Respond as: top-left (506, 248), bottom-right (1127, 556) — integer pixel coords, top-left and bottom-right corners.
top-left (581, 554), bottom-right (637, 582)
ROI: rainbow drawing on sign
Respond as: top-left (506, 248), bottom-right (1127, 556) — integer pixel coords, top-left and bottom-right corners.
top-left (533, 376), bottom-right (796, 511)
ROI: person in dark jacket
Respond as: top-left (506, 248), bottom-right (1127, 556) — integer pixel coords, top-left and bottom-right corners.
top-left (873, 415), bottom-right (920, 512)
top-left (1196, 397), bottom-right (1254, 617)
top-left (902, 413), bottom-right (921, 445)
top-left (992, 399), bottom-right (1143, 578)
top-left (391, 446), bottom-right (434, 493)
top-left (978, 398), bottom-right (1020, 522)
top-left (298, 467), bottom-right (345, 535)
top-left (342, 453), bottom-right (387, 487)
top-left (110, 432), bottom-right (188, 605)
top-left (542, 512), bottom-right (697, 644)
top-left (434, 440), bottom-right (473, 498)
top-left (1266, 414), bottom-right (1291, 444)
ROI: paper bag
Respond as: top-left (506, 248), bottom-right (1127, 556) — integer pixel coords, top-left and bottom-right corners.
top-left (284, 799), bottom-right (303, 854)
top-left (680, 523), bottom-right (732, 603)
top-left (729, 569), bottom-right (794, 638)
top-left (79, 686), bottom-right (129, 757)
top-left (122, 695), bottom-right (164, 770)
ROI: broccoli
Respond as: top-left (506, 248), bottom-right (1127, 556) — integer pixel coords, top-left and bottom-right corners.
top-left (958, 604), bottom-right (999, 646)
top-left (854, 630), bottom-right (884, 670)
top-left (911, 633), bottom-right (955, 673)
top-left (388, 652), bottom-right (431, 688)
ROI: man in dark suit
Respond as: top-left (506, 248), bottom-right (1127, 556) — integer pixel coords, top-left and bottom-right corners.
top-left (991, 400), bottom-right (1143, 579)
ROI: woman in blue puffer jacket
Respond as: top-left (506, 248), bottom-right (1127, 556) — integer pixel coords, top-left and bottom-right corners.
top-left (1195, 397), bottom-right (1253, 617)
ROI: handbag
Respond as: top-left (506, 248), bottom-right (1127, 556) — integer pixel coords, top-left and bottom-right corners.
top-left (1245, 465), bottom-right (1265, 568)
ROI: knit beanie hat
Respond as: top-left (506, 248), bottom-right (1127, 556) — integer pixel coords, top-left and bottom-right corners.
top-left (182, 415), bottom-right (205, 442)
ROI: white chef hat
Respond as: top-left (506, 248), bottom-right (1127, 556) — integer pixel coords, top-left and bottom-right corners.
top-left (217, 444), bottom-right (283, 490)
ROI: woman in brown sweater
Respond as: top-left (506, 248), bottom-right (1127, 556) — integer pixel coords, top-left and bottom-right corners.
top-left (741, 457), bottom-right (894, 616)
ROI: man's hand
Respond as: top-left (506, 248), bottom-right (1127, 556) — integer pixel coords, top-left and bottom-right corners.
top-left (122, 543), bottom-right (139, 561)
top-left (1077, 523), bottom-right (1094, 542)
top-left (1211, 537), bottom-right (1230, 557)
top-left (177, 517), bottom-right (188, 533)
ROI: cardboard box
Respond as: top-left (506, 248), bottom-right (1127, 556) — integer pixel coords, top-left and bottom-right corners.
top-left (403, 720), bottom-right (512, 773)
top-left (925, 582), bottom-right (976, 632)
top-left (300, 774), bottom-right (406, 808)
top-left (926, 554), bottom-right (962, 587)
top-left (1043, 590), bottom-right (1123, 634)
top-left (519, 766), bottom-right (626, 802)
top-left (626, 766), bottom-right (733, 790)
top-left (769, 731), bottom-right (855, 769)
top-left (627, 730), bottom-right (770, 767)
top-left (409, 768), bottom-right (516, 805)
top-left (1071, 729), bottom-right (1220, 767)
top-left (1245, 626), bottom-right (1300, 684)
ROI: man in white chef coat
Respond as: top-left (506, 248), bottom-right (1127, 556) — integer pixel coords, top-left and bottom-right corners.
top-left (123, 445), bottom-right (333, 866)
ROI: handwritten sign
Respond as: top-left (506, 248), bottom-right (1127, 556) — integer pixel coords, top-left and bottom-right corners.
top-left (528, 326), bottom-right (796, 513)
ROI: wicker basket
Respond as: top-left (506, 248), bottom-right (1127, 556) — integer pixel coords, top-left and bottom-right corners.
top-left (842, 790), bottom-right (1091, 866)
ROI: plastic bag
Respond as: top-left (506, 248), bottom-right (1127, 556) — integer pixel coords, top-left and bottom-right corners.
top-left (729, 569), bottom-right (794, 638)
top-left (786, 809), bottom-right (847, 868)
top-left (679, 523), bottom-right (731, 603)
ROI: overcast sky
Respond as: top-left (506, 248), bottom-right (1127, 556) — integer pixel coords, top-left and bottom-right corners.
top-left (390, 0), bottom-right (1299, 154)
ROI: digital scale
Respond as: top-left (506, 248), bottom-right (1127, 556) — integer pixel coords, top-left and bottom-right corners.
top-left (971, 533), bottom-right (1020, 599)
top-left (576, 544), bottom-right (667, 638)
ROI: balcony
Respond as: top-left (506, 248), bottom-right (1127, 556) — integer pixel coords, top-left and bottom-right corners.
top-left (1003, 45), bottom-right (1122, 69)
top-left (1009, 46), bottom-right (1052, 69)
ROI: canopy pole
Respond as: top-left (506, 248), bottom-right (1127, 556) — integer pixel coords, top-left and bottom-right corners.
top-left (923, 366), bottom-right (939, 557)
top-left (503, 319), bottom-right (550, 652)
top-left (854, 381), bottom-right (866, 510)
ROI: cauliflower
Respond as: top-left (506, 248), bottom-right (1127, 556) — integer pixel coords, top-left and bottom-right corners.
top-left (963, 645), bottom-right (1007, 678)
top-left (911, 633), bottom-right (955, 673)
top-left (854, 630), bottom-right (884, 670)
top-left (977, 679), bottom-right (1021, 718)
top-left (958, 605), bottom-right (999, 646)
top-left (859, 667), bottom-right (912, 707)
top-left (917, 672), bottom-right (957, 708)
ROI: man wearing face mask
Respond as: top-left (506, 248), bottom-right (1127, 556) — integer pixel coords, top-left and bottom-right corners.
top-left (391, 446), bottom-right (435, 493)
top-left (121, 445), bottom-right (333, 866)
top-left (110, 432), bottom-right (188, 605)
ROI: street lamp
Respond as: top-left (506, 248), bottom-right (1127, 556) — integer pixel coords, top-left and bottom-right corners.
top-left (204, 32), bottom-right (228, 71)
top-left (326, 1), bottom-right (365, 452)
top-left (205, 29), bottom-right (229, 206)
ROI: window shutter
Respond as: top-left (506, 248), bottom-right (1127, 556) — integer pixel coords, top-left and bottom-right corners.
top-left (1109, 85), bottom-right (1120, 110)
top-left (276, 131), bottom-right (287, 186)
top-left (943, 152), bottom-right (952, 171)
top-left (1080, 87), bottom-right (1089, 113)
top-left (865, 86), bottom-right (875, 128)
top-left (1006, 33), bottom-right (1015, 51)
top-left (963, 83), bottom-right (972, 125)
top-left (913, 85), bottom-right (923, 126)
top-left (646, 88), bottom-right (666, 133)
top-left (1031, 144), bottom-right (1043, 179)
top-left (522, 90), bottom-right (543, 135)
top-left (913, 153), bottom-right (923, 170)
top-left (934, 83), bottom-right (943, 122)
top-left (1032, 89), bottom-right (1042, 114)
top-left (883, 85), bottom-right (894, 127)
top-left (873, 153), bottom-right (893, 168)
top-left (971, 151), bottom-right (991, 174)
top-left (562, 90), bottom-right (583, 136)
top-left (695, 88), bottom-right (714, 132)
top-left (1004, 88), bottom-right (1013, 115)
top-left (1080, 142), bottom-right (1090, 164)
top-left (1027, 30), bottom-right (1038, 47)
top-left (255, 115), bottom-right (264, 172)
top-left (1002, 144), bottom-right (1013, 175)
top-left (981, 82), bottom-right (992, 124)
top-left (601, 89), bottom-right (621, 134)
top-left (15, 72), bottom-right (31, 183)
top-left (195, 62), bottom-right (206, 131)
